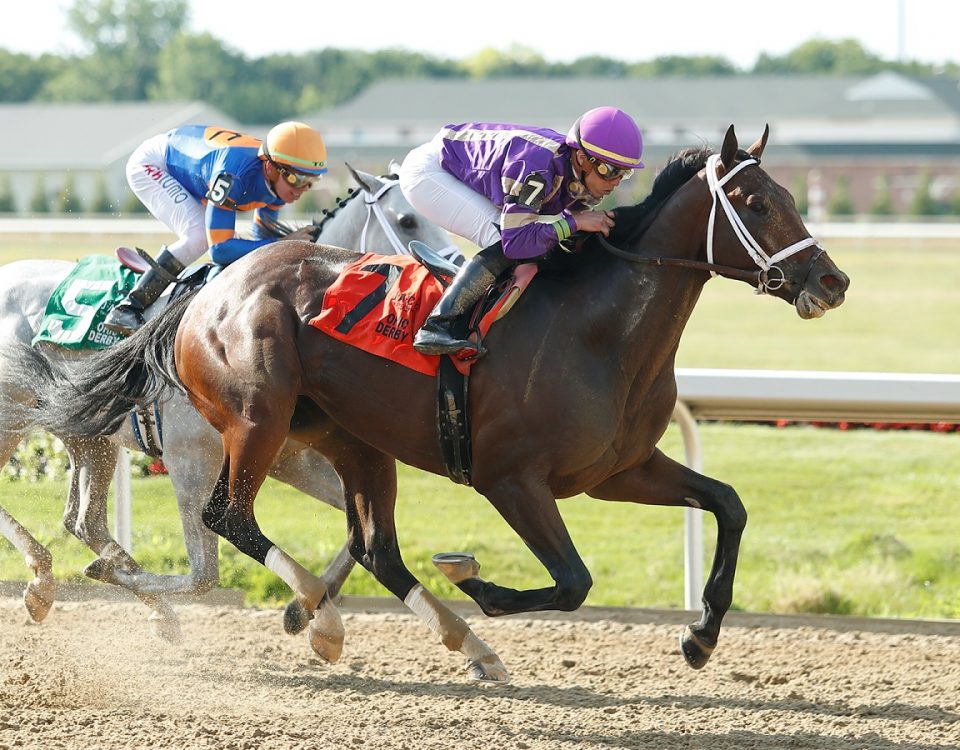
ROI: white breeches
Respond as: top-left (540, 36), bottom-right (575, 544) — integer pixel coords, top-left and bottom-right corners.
top-left (398, 138), bottom-right (501, 251)
top-left (126, 134), bottom-right (209, 266)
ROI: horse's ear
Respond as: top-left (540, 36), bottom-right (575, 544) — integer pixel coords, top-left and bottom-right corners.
top-left (746, 124), bottom-right (770, 158)
top-left (719, 125), bottom-right (738, 171)
top-left (346, 162), bottom-right (374, 193)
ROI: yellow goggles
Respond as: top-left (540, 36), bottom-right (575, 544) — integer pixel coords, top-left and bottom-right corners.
top-left (277, 165), bottom-right (322, 189)
top-left (587, 154), bottom-right (634, 181)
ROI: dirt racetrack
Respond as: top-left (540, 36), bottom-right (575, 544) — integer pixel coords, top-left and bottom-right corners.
top-left (0, 595), bottom-right (958, 750)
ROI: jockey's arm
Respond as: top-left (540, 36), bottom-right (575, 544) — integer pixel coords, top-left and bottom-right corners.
top-left (498, 143), bottom-right (577, 261)
top-left (500, 202), bottom-right (576, 260)
top-left (205, 203), bottom-right (275, 265)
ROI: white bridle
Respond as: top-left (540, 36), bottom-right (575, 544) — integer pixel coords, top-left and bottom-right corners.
top-left (359, 179), bottom-right (460, 260)
top-left (705, 153), bottom-right (819, 294)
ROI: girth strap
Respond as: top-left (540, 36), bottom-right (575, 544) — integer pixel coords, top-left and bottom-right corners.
top-left (129, 401), bottom-right (163, 458)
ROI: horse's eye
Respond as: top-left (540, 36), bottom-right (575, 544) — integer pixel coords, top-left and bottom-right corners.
top-left (746, 196), bottom-right (767, 214)
top-left (397, 214), bottom-right (417, 229)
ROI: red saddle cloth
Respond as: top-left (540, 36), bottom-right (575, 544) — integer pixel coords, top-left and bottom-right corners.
top-left (309, 253), bottom-right (446, 376)
top-left (309, 252), bottom-right (538, 376)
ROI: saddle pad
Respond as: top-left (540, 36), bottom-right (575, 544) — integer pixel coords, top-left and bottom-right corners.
top-left (309, 253), bottom-right (445, 376)
top-left (33, 255), bottom-right (137, 350)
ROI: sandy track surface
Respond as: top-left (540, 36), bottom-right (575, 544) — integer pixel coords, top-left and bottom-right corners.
top-left (1, 597), bottom-right (958, 749)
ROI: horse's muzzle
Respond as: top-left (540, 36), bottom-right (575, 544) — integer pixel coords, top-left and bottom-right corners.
top-left (793, 257), bottom-right (850, 319)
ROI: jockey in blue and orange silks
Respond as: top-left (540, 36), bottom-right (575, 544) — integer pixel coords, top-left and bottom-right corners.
top-left (103, 121), bottom-right (328, 335)
top-left (398, 106), bottom-right (644, 355)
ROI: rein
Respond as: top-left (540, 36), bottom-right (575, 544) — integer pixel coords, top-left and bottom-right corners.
top-left (598, 154), bottom-right (822, 297)
top-left (596, 235), bottom-right (762, 285)
top-left (358, 178), bottom-right (461, 260)
top-left (359, 180), bottom-right (409, 255)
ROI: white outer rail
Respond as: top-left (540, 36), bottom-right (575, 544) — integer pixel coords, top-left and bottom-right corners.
top-left (111, 369), bottom-right (960, 597)
top-left (673, 369), bottom-right (960, 610)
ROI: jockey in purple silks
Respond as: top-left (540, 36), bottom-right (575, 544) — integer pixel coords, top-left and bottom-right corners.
top-left (399, 106), bottom-right (644, 355)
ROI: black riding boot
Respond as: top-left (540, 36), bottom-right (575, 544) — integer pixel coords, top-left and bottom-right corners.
top-left (102, 248), bottom-right (185, 335)
top-left (413, 252), bottom-right (500, 355)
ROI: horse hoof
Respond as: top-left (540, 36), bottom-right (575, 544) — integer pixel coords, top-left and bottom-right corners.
top-left (308, 599), bottom-right (344, 663)
top-left (466, 654), bottom-right (510, 685)
top-left (148, 612), bottom-right (183, 644)
top-left (308, 627), bottom-right (344, 663)
top-left (283, 600), bottom-right (311, 635)
top-left (679, 625), bottom-right (715, 670)
top-left (83, 557), bottom-right (113, 583)
top-left (23, 580), bottom-right (54, 623)
top-left (432, 552), bottom-right (480, 584)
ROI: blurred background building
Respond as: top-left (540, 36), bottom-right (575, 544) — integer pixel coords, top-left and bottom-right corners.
top-left (4, 71), bottom-right (960, 219)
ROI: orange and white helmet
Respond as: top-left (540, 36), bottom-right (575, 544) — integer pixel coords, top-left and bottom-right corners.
top-left (259, 121), bottom-right (328, 176)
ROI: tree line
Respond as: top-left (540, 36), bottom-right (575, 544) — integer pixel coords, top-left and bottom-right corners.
top-left (1, 0), bottom-right (956, 123)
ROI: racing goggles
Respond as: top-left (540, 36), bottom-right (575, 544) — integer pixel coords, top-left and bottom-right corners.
top-left (586, 154), bottom-right (634, 181)
top-left (277, 165), bottom-right (322, 189)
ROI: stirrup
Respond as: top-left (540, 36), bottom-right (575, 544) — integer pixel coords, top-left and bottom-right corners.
top-left (413, 330), bottom-right (485, 357)
top-left (102, 305), bottom-right (145, 336)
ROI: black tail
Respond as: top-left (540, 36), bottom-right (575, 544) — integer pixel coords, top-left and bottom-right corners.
top-left (9, 290), bottom-right (198, 438)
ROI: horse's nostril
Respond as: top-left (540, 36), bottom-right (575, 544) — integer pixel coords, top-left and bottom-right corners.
top-left (820, 273), bottom-right (850, 294)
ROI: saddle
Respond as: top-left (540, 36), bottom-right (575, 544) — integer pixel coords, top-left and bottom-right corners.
top-left (308, 243), bottom-right (539, 487)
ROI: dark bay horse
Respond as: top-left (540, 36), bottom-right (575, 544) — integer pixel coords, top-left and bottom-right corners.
top-left (19, 126), bottom-right (849, 683)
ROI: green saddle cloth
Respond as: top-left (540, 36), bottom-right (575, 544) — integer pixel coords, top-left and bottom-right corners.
top-left (32, 255), bottom-right (138, 350)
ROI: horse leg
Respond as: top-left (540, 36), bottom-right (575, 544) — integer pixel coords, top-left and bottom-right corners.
top-left (322, 436), bottom-right (508, 683)
top-left (0, 425), bottom-right (56, 621)
top-left (201, 423), bottom-right (345, 663)
top-left (586, 448), bottom-right (747, 670)
top-left (435, 475), bottom-right (594, 618)
top-left (94, 443), bottom-right (219, 642)
top-left (63, 437), bottom-right (183, 642)
top-left (0, 502), bottom-right (54, 622)
top-left (269, 446), bottom-right (356, 633)
top-left (106, 399), bottom-right (223, 599)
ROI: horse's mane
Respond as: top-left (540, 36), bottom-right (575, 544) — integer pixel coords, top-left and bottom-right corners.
top-left (608, 145), bottom-right (713, 247)
top-left (262, 173), bottom-right (400, 237)
top-left (257, 172), bottom-right (403, 240)
top-left (255, 187), bottom-right (362, 240)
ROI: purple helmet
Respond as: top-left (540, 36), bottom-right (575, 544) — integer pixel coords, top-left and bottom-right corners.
top-left (566, 107), bottom-right (644, 170)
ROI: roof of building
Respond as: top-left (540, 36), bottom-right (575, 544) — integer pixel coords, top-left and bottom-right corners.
top-left (306, 72), bottom-right (960, 150)
top-left (316, 73), bottom-right (960, 121)
top-left (3, 72), bottom-right (960, 175)
top-left (1, 101), bottom-right (240, 170)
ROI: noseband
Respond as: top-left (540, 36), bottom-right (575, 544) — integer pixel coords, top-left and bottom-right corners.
top-left (599, 154), bottom-right (823, 300)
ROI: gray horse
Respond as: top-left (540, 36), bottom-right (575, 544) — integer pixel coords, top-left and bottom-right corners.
top-left (0, 168), bottom-right (459, 647)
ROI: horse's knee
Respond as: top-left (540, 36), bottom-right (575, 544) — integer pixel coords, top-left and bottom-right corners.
top-left (712, 483), bottom-right (747, 532)
top-left (555, 568), bottom-right (593, 611)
